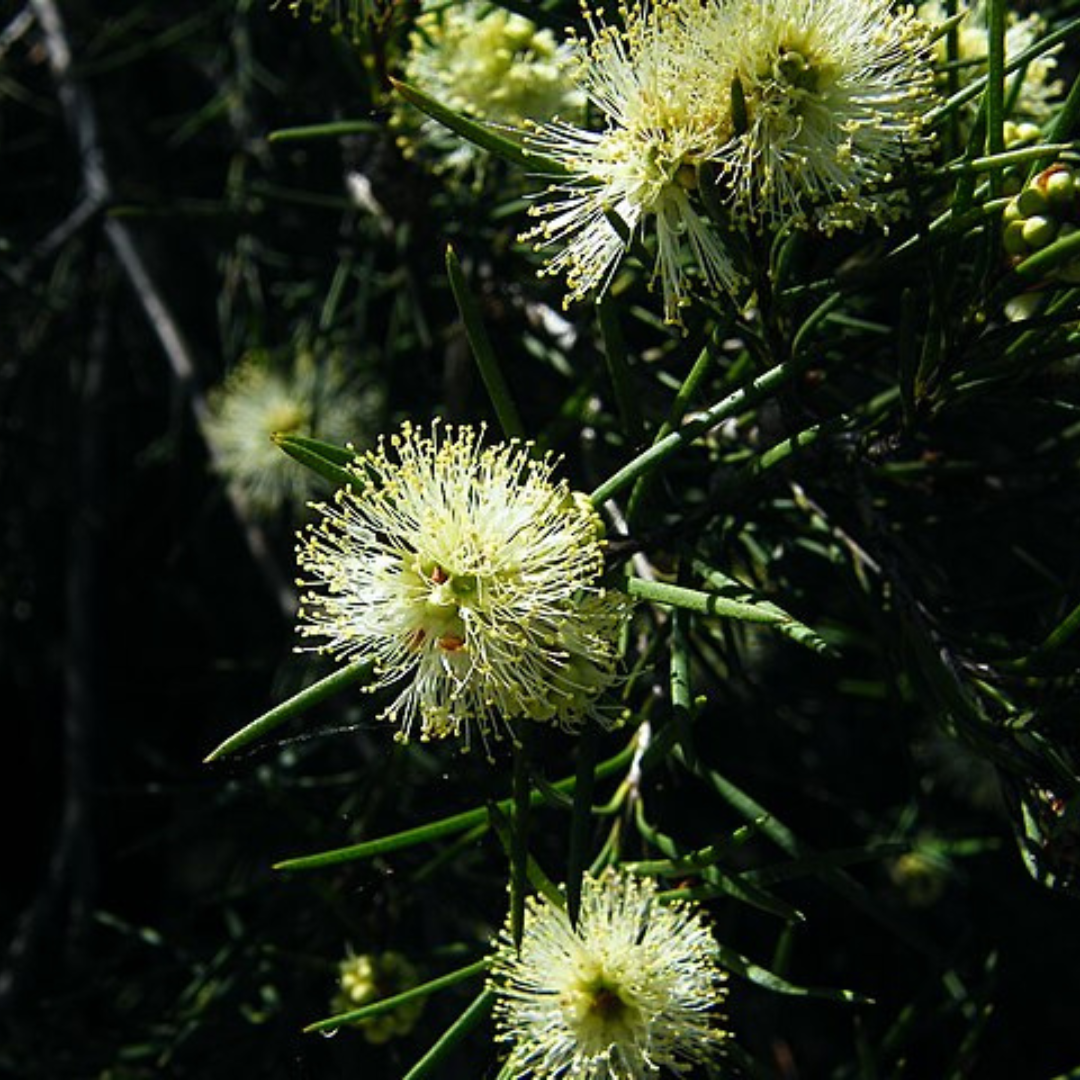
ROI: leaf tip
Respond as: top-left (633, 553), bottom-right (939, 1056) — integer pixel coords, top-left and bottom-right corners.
top-left (202, 743), bottom-right (226, 765)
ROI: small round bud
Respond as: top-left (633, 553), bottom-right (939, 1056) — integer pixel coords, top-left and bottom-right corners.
top-left (1003, 120), bottom-right (1041, 149)
top-left (1045, 168), bottom-right (1076, 211)
top-left (1003, 220), bottom-right (1029, 256)
top-left (1017, 185), bottom-right (1050, 217)
top-left (1021, 215), bottom-right (1058, 250)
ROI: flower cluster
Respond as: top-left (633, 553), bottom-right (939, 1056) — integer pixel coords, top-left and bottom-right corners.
top-left (295, 422), bottom-right (627, 750)
top-left (203, 350), bottom-right (381, 516)
top-left (714, 0), bottom-right (936, 232)
top-left (332, 950), bottom-right (424, 1044)
top-left (523, 1), bottom-right (740, 323)
top-left (524, 0), bottom-right (937, 322)
top-left (489, 869), bottom-right (729, 1079)
top-left (919, 0), bottom-right (1063, 126)
top-left (395, 0), bottom-right (584, 182)
top-left (1003, 163), bottom-right (1080, 282)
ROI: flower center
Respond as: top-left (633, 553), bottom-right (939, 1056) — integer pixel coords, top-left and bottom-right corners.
top-left (409, 558), bottom-right (474, 652)
top-left (264, 400), bottom-right (310, 436)
top-left (773, 47), bottom-right (822, 94)
top-left (562, 973), bottom-right (642, 1045)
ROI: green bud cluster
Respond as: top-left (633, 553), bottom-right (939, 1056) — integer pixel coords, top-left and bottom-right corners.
top-left (1002, 163), bottom-right (1080, 283)
top-left (333, 951), bottom-right (424, 1044)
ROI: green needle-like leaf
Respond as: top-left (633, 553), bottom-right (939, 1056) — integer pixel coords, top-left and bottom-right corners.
top-left (566, 722), bottom-right (599, 925)
top-left (691, 757), bottom-right (938, 958)
top-left (984, 0), bottom-right (1006, 192)
top-left (446, 245), bottom-right (526, 440)
top-left (1015, 229), bottom-right (1080, 280)
top-left (391, 78), bottom-right (568, 177)
top-left (714, 943), bottom-right (873, 1004)
top-left (267, 119), bottom-right (382, 143)
top-left (635, 801), bottom-right (803, 923)
top-left (622, 824), bottom-right (761, 879)
top-left (626, 576), bottom-right (831, 654)
top-left (274, 740), bottom-right (636, 870)
top-left (402, 988), bottom-right (496, 1080)
top-left (273, 432), bottom-right (359, 491)
top-left (510, 733), bottom-right (532, 947)
top-left (590, 355), bottom-right (806, 505)
top-left (304, 958), bottom-right (489, 1034)
top-left (203, 659), bottom-right (374, 763)
top-left (597, 295), bottom-right (645, 443)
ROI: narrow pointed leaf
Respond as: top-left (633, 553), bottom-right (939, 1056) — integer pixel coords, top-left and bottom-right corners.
top-left (274, 740), bottom-right (637, 870)
top-left (273, 432), bottom-right (358, 491)
top-left (626, 576), bottom-right (831, 654)
top-left (489, 800), bottom-right (565, 907)
top-left (622, 823), bottom-right (761, 879)
top-left (636, 802), bottom-right (803, 923)
top-left (510, 736), bottom-right (532, 946)
top-left (446, 245), bottom-right (526, 440)
top-left (304, 958), bottom-right (489, 1034)
top-left (691, 757), bottom-right (938, 957)
top-left (268, 119), bottom-right (382, 143)
top-left (204, 658), bottom-right (374, 762)
top-left (402, 988), bottom-right (496, 1080)
top-left (590, 356), bottom-right (806, 504)
top-left (1015, 229), bottom-right (1080, 280)
top-left (391, 77), bottom-right (568, 176)
top-left (714, 943), bottom-right (872, 1004)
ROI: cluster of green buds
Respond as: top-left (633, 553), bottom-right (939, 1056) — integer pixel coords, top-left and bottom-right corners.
top-left (1002, 163), bottom-right (1080, 283)
top-left (1003, 120), bottom-right (1042, 152)
top-left (332, 951), bottom-right (424, 1044)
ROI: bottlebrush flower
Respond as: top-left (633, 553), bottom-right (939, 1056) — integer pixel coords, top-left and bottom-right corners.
top-left (489, 869), bottom-right (729, 1079)
top-left (710, 0), bottom-right (937, 231)
top-left (396, 0), bottom-right (584, 181)
top-left (523, 0), bottom-right (740, 324)
top-left (204, 350), bottom-right (381, 516)
top-left (919, 0), bottom-right (1063, 123)
top-left (295, 422), bottom-right (627, 749)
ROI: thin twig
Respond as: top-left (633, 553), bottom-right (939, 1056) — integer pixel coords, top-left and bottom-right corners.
top-left (0, 7), bottom-right (35, 60)
top-left (0, 253), bottom-right (110, 1011)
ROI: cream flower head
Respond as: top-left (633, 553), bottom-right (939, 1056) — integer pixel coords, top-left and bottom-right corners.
top-left (523, 0), bottom-right (740, 324)
top-left (396, 0), bottom-right (584, 181)
top-left (204, 350), bottom-right (381, 516)
top-left (918, 0), bottom-right (1063, 123)
top-left (489, 869), bottom-right (729, 1079)
top-left (296, 422), bottom-right (627, 749)
top-left (710, 0), bottom-right (937, 231)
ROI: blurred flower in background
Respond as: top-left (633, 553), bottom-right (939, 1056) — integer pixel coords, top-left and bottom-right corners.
top-left (331, 950), bottom-right (424, 1044)
top-left (919, 0), bottom-right (1063, 128)
top-left (394, 0), bottom-right (584, 184)
top-left (204, 349), bottom-right (383, 517)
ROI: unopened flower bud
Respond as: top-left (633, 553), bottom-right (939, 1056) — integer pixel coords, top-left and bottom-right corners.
top-left (1003, 120), bottom-right (1041, 148)
top-left (1003, 219), bottom-right (1028, 256)
top-left (1021, 215), bottom-right (1058, 250)
top-left (1045, 168), bottom-right (1077, 211)
top-left (333, 951), bottom-right (424, 1044)
top-left (1017, 184), bottom-right (1050, 216)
